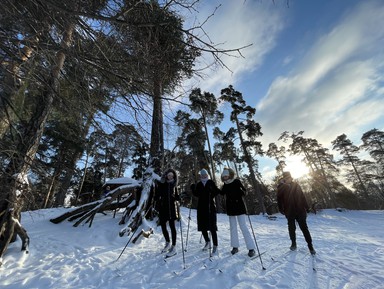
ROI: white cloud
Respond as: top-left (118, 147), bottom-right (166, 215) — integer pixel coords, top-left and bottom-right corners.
top-left (257, 0), bottom-right (384, 149)
top-left (187, 0), bottom-right (285, 94)
top-left (174, 0), bottom-right (384, 182)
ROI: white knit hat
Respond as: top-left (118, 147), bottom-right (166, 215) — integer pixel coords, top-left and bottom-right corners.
top-left (221, 169), bottom-right (230, 177)
top-left (199, 169), bottom-right (209, 176)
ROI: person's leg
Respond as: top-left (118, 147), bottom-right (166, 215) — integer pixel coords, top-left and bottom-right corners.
top-left (229, 216), bottom-right (239, 248)
top-left (165, 220), bottom-right (177, 257)
top-left (210, 230), bottom-right (218, 247)
top-left (287, 217), bottom-right (296, 249)
top-left (229, 216), bottom-right (239, 253)
top-left (201, 230), bottom-right (210, 242)
top-left (161, 221), bottom-right (170, 243)
top-left (297, 215), bottom-right (315, 253)
top-left (168, 219), bottom-right (177, 246)
top-left (237, 214), bottom-right (255, 250)
top-left (160, 220), bottom-right (171, 252)
top-left (201, 230), bottom-right (211, 250)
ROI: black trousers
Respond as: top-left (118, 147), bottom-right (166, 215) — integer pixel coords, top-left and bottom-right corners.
top-left (161, 219), bottom-right (177, 246)
top-left (287, 215), bottom-right (313, 246)
top-left (202, 230), bottom-right (218, 246)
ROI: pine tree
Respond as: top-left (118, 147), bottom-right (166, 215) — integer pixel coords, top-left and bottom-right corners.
top-left (220, 85), bottom-right (265, 214)
top-left (332, 134), bottom-right (370, 200)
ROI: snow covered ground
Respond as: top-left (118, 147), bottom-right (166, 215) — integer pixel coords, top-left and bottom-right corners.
top-left (0, 207), bottom-right (383, 289)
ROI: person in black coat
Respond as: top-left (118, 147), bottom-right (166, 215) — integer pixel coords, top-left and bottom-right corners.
top-left (190, 169), bottom-right (220, 255)
top-left (155, 168), bottom-right (180, 257)
top-left (220, 168), bottom-right (256, 257)
top-left (277, 171), bottom-right (316, 255)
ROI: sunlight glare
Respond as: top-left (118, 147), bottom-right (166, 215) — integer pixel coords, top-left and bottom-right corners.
top-left (284, 156), bottom-right (309, 179)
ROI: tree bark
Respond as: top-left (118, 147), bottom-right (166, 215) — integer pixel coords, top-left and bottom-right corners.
top-left (149, 76), bottom-right (164, 173)
top-left (0, 20), bottom-right (74, 263)
top-left (235, 117), bottom-right (266, 214)
top-left (0, 42), bottom-right (36, 138)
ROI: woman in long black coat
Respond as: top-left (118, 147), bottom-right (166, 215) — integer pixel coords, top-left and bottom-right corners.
top-left (191, 169), bottom-right (220, 255)
top-left (155, 168), bottom-right (180, 257)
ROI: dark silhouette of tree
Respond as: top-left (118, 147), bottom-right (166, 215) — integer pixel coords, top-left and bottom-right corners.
top-left (213, 127), bottom-right (240, 170)
top-left (0, 0), bottom-right (255, 262)
top-left (332, 134), bottom-right (370, 200)
top-left (174, 110), bottom-right (208, 170)
top-left (0, 0), bottom-right (85, 263)
top-left (280, 131), bottom-right (339, 207)
top-left (220, 85), bottom-right (265, 214)
top-left (361, 128), bottom-right (384, 164)
top-left (189, 88), bottom-right (224, 180)
top-left (188, 88), bottom-right (225, 212)
top-left (359, 128), bottom-right (384, 205)
top-left (266, 143), bottom-right (287, 176)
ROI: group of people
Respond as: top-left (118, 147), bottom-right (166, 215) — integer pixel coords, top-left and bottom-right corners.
top-left (154, 167), bottom-right (316, 258)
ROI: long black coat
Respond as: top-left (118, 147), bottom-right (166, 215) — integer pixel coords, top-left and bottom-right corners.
top-left (277, 181), bottom-right (309, 218)
top-left (192, 180), bottom-right (220, 231)
top-left (220, 179), bottom-right (247, 216)
top-left (155, 179), bottom-right (180, 223)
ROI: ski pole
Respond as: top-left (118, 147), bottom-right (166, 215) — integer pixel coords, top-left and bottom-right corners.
top-left (179, 216), bottom-right (186, 269)
top-left (247, 214), bottom-right (266, 270)
top-left (116, 225), bottom-right (139, 262)
top-left (184, 198), bottom-right (193, 251)
top-left (208, 189), bottom-right (212, 258)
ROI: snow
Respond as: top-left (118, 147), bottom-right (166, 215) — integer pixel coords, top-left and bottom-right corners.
top-left (1, 207), bottom-right (383, 289)
top-left (104, 177), bottom-right (140, 186)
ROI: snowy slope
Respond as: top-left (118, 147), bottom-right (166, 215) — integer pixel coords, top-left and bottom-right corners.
top-left (0, 207), bottom-right (383, 289)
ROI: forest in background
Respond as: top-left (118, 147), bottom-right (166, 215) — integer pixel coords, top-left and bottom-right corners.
top-left (1, 0), bottom-right (383, 264)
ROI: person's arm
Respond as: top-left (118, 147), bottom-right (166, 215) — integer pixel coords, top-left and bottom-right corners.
top-left (277, 186), bottom-right (285, 214)
top-left (154, 181), bottom-right (163, 202)
top-left (208, 180), bottom-right (220, 198)
top-left (237, 179), bottom-right (246, 196)
top-left (174, 186), bottom-right (181, 201)
top-left (219, 184), bottom-right (226, 195)
top-left (190, 183), bottom-right (198, 197)
top-left (296, 183), bottom-right (309, 211)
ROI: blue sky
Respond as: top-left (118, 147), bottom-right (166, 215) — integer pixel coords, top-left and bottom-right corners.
top-left (176, 0), bottom-right (384, 180)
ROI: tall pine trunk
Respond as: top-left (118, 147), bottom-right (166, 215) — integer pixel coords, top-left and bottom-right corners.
top-left (234, 117), bottom-right (266, 214)
top-left (149, 76), bottom-right (163, 173)
top-left (0, 21), bottom-right (74, 264)
top-left (0, 43), bottom-right (36, 138)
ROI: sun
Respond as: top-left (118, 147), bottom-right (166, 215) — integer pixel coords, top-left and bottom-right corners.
top-left (284, 156), bottom-right (310, 179)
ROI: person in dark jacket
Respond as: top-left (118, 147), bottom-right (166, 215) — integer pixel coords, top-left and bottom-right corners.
top-left (191, 169), bottom-right (220, 255)
top-left (155, 168), bottom-right (180, 257)
top-left (277, 171), bottom-right (316, 255)
top-left (220, 168), bottom-right (255, 257)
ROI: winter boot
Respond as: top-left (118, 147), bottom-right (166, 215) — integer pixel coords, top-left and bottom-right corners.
top-left (248, 249), bottom-right (256, 257)
top-left (161, 242), bottom-right (170, 253)
top-left (202, 241), bottom-right (211, 251)
top-left (166, 245), bottom-right (177, 257)
top-left (231, 247), bottom-right (239, 255)
top-left (308, 244), bottom-right (316, 255)
top-left (290, 242), bottom-right (297, 251)
top-left (211, 246), bottom-right (218, 256)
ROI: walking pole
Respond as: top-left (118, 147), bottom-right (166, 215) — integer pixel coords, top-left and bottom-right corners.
top-left (179, 214), bottom-right (186, 269)
top-left (116, 225), bottom-right (140, 262)
top-left (208, 189), bottom-right (212, 258)
top-left (184, 198), bottom-right (193, 252)
top-left (115, 203), bottom-right (153, 262)
top-left (247, 214), bottom-right (266, 270)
